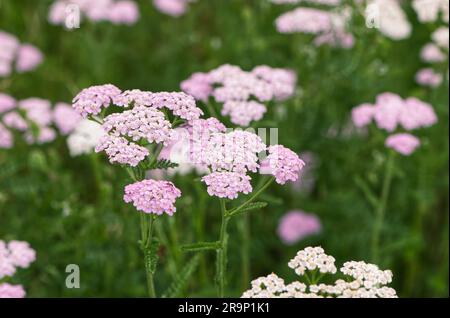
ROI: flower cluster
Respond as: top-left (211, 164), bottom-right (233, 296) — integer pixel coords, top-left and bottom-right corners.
top-left (181, 64), bottom-right (297, 126)
top-left (273, 2), bottom-right (354, 49)
top-left (95, 134), bottom-right (149, 167)
top-left (242, 246), bottom-right (397, 298)
top-left (261, 145), bottom-right (306, 185)
top-left (153, 0), bottom-right (195, 17)
top-left (0, 30), bottom-right (43, 77)
top-left (202, 172), bottom-right (252, 199)
top-left (278, 210), bottom-right (321, 244)
top-left (385, 133), bottom-right (421, 156)
top-left (0, 93), bottom-right (78, 148)
top-left (0, 240), bottom-right (36, 298)
top-left (412, 0), bottom-right (449, 24)
top-left (364, 0), bottom-right (412, 40)
top-left (351, 92), bottom-right (437, 155)
top-left (67, 119), bottom-right (105, 156)
top-left (48, 0), bottom-right (139, 26)
top-left (123, 179), bottom-right (182, 215)
top-left (72, 84), bottom-right (122, 117)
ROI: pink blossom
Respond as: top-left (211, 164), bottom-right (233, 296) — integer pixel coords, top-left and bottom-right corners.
top-left (0, 31), bottom-right (19, 63)
top-left (180, 72), bottom-right (213, 102)
top-left (0, 60), bottom-right (12, 77)
top-left (202, 172), bottom-right (252, 199)
top-left (7, 241), bottom-right (36, 269)
top-left (53, 102), bottom-right (83, 135)
top-left (124, 179), bottom-right (182, 215)
top-left (0, 93), bottom-right (16, 113)
top-left (153, 0), bottom-right (190, 17)
top-left (373, 92), bottom-right (405, 132)
top-left (0, 283), bottom-right (25, 298)
top-left (420, 43), bottom-right (446, 63)
top-left (95, 134), bottom-right (149, 166)
top-left (385, 133), bottom-right (421, 155)
top-left (0, 241), bottom-right (16, 279)
top-left (0, 123), bottom-right (13, 149)
top-left (84, 0), bottom-right (114, 21)
top-left (275, 8), bottom-right (333, 34)
top-left (2, 112), bottom-right (28, 131)
top-left (251, 65), bottom-right (297, 101)
top-left (278, 210), bottom-right (321, 244)
top-left (108, 1), bottom-right (140, 25)
top-left (314, 31), bottom-right (355, 49)
top-left (15, 44), bottom-right (43, 73)
top-left (25, 127), bottom-right (57, 145)
top-left (221, 101), bottom-right (267, 126)
top-left (103, 105), bottom-right (173, 144)
top-left (262, 145), bottom-right (305, 185)
top-left (399, 97), bottom-right (438, 130)
top-left (351, 103), bottom-right (375, 128)
top-left (19, 98), bottom-right (53, 127)
top-left (48, 0), bottom-right (68, 25)
top-left (73, 84), bottom-right (122, 117)
top-left (415, 68), bottom-right (443, 87)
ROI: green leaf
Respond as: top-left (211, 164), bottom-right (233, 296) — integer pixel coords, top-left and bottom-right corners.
top-left (162, 255), bottom-right (200, 298)
top-left (354, 176), bottom-right (379, 209)
top-left (147, 159), bottom-right (179, 170)
top-left (181, 241), bottom-right (220, 252)
top-left (228, 202), bottom-right (268, 217)
top-left (143, 238), bottom-right (160, 275)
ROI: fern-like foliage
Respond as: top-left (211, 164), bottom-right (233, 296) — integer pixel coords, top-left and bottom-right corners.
top-left (147, 159), bottom-right (179, 170)
top-left (162, 254), bottom-right (200, 298)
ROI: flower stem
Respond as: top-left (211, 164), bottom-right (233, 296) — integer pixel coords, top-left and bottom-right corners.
top-left (371, 151), bottom-right (395, 263)
top-left (228, 177), bottom-right (275, 216)
top-left (140, 213), bottom-right (157, 298)
top-left (216, 198), bottom-right (229, 298)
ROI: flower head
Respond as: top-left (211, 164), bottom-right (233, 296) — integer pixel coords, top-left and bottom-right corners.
top-left (153, 0), bottom-right (191, 17)
top-left (7, 241), bottom-right (36, 269)
top-left (288, 246), bottom-right (337, 275)
top-left (0, 93), bottom-right (16, 113)
top-left (278, 211), bottom-right (321, 244)
top-left (67, 119), bottom-right (106, 156)
top-left (15, 44), bottom-right (43, 73)
top-left (72, 84), bottom-right (122, 117)
top-left (0, 123), bottom-right (13, 149)
top-left (351, 103), bottom-right (375, 128)
top-left (341, 261), bottom-right (393, 289)
top-left (415, 68), bottom-right (443, 88)
top-left (385, 133), bottom-right (421, 155)
top-left (124, 179), bottom-right (182, 215)
top-left (95, 134), bottom-right (149, 166)
top-left (0, 283), bottom-right (25, 298)
top-left (108, 0), bottom-right (140, 25)
top-left (262, 145), bottom-right (305, 184)
top-left (53, 102), bottom-right (83, 135)
top-left (221, 101), bottom-right (267, 127)
top-left (201, 172), bottom-right (252, 199)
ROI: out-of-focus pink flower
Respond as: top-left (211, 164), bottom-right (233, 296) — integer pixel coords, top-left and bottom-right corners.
top-left (400, 97), bottom-right (438, 130)
top-left (351, 103), bottom-right (375, 128)
top-left (0, 93), bottom-right (16, 113)
top-left (0, 31), bottom-right (19, 62)
top-left (18, 98), bottom-right (53, 127)
top-left (314, 31), bottom-right (355, 49)
top-left (0, 60), bottom-right (12, 77)
top-left (278, 210), bottom-right (321, 245)
top-left (108, 0), bottom-right (140, 25)
top-left (7, 241), bottom-right (36, 269)
top-left (0, 283), bottom-right (25, 298)
top-left (84, 0), bottom-right (114, 21)
top-left (53, 102), bottom-right (83, 135)
top-left (202, 172), bottom-right (252, 199)
top-left (25, 127), bottom-right (57, 145)
top-left (415, 68), bottom-right (444, 88)
top-left (15, 44), bottom-right (43, 73)
top-left (2, 112), bottom-right (28, 131)
top-left (276, 8), bottom-right (333, 34)
top-left (153, 0), bottom-right (190, 17)
top-left (373, 92), bottom-right (405, 132)
top-left (385, 133), bottom-right (421, 155)
top-left (0, 123), bottom-right (13, 149)
top-left (180, 72), bottom-right (213, 102)
top-left (221, 100), bottom-right (267, 127)
top-left (432, 27), bottom-right (449, 49)
top-left (420, 43), bottom-right (446, 63)
top-left (261, 145), bottom-right (305, 185)
top-left (124, 179), bottom-right (182, 215)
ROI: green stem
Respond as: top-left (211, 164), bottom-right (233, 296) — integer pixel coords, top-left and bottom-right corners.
top-left (228, 177), bottom-right (275, 216)
top-left (238, 213), bottom-right (250, 290)
top-left (141, 214), bottom-right (157, 298)
top-left (216, 199), bottom-right (229, 298)
top-left (371, 151), bottom-right (395, 263)
top-left (206, 101), bottom-right (219, 118)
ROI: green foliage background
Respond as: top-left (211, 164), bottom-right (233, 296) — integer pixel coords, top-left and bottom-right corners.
top-left (0, 0), bottom-right (448, 297)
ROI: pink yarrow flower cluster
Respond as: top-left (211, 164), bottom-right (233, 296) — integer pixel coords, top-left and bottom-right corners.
top-left (415, 68), bottom-right (443, 88)
top-left (181, 64), bottom-right (297, 126)
top-left (95, 134), bottom-right (149, 167)
top-left (0, 93), bottom-right (75, 148)
top-left (202, 172), bottom-right (252, 199)
top-left (153, 0), bottom-right (194, 17)
top-left (385, 133), bottom-right (421, 156)
top-left (274, 6), bottom-right (354, 49)
top-left (124, 179), bottom-right (182, 215)
top-left (278, 210), bottom-right (321, 244)
top-left (351, 93), bottom-right (437, 155)
top-left (262, 145), bottom-right (306, 185)
top-left (48, 0), bottom-right (139, 26)
top-left (0, 30), bottom-right (43, 77)
top-left (0, 240), bottom-right (36, 298)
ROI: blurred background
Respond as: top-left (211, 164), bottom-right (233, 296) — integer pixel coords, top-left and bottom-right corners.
top-left (0, 0), bottom-right (448, 297)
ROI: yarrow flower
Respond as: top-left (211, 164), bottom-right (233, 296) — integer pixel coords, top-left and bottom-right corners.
top-left (95, 134), bottom-right (149, 166)
top-left (412, 0), bottom-right (449, 24)
top-left (53, 102), bottom-right (82, 135)
top-left (415, 68), bottom-right (444, 88)
top-left (123, 179), bottom-right (181, 215)
top-left (262, 145), bottom-right (305, 185)
top-left (0, 30), bottom-right (43, 77)
top-left (0, 93), bottom-right (16, 113)
top-left (385, 133), bottom-right (421, 156)
top-left (181, 64), bottom-right (297, 126)
top-left (420, 43), bottom-right (446, 63)
top-left (0, 239), bottom-right (36, 298)
top-left (67, 119), bottom-right (105, 156)
top-left (72, 84), bottom-right (121, 117)
top-left (201, 172), bottom-right (252, 199)
top-left (153, 0), bottom-right (193, 17)
top-left (48, 0), bottom-right (140, 27)
top-left (278, 210), bottom-right (321, 244)
top-left (242, 246), bottom-right (398, 298)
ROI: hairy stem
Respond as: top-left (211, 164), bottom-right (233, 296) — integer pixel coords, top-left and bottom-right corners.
top-left (216, 199), bottom-right (229, 298)
top-left (141, 214), bottom-right (157, 298)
